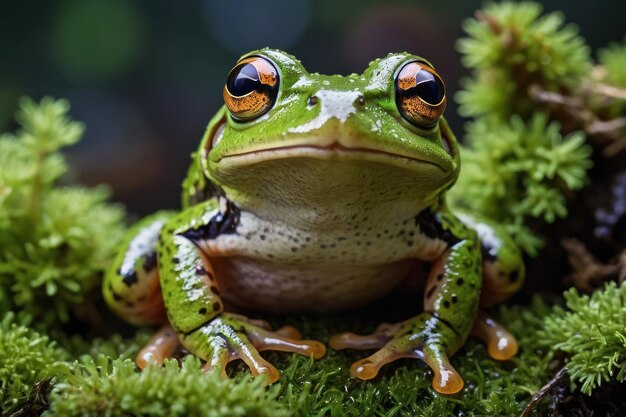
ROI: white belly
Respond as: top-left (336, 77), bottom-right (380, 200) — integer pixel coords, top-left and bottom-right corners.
top-left (213, 256), bottom-right (416, 313)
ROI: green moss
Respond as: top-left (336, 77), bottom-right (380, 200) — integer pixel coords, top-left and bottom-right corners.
top-left (267, 300), bottom-right (551, 416)
top-left (452, 2), bottom-right (595, 256)
top-left (540, 282), bottom-right (626, 395)
top-left (45, 356), bottom-right (289, 417)
top-left (599, 38), bottom-right (626, 88)
top-left (456, 1), bottom-right (591, 120)
top-left (0, 97), bottom-right (126, 325)
top-left (0, 313), bottom-right (69, 415)
top-left (449, 114), bottom-right (592, 255)
top-left (38, 300), bottom-right (553, 417)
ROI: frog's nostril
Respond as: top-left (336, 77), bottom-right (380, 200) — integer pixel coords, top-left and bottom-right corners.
top-left (307, 95), bottom-right (318, 107)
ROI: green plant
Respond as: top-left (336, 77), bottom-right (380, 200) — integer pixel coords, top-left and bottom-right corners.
top-left (456, 1), bottom-right (591, 120)
top-left (598, 38), bottom-right (626, 89)
top-left (0, 97), bottom-right (125, 325)
top-left (45, 356), bottom-right (290, 417)
top-left (449, 114), bottom-right (592, 255)
top-left (0, 313), bottom-right (69, 414)
top-left (450, 1), bottom-right (596, 255)
top-left (540, 281), bottom-right (626, 395)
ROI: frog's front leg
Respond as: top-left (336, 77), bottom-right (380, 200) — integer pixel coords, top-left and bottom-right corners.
top-left (330, 210), bottom-right (481, 394)
top-left (160, 200), bottom-right (326, 382)
top-left (462, 213), bottom-right (525, 361)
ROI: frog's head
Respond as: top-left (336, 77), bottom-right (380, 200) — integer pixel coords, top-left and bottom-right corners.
top-left (199, 49), bottom-right (459, 224)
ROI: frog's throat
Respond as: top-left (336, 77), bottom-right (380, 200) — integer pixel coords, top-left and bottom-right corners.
top-left (218, 143), bottom-right (446, 173)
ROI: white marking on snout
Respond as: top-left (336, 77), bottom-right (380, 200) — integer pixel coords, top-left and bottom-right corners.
top-left (288, 90), bottom-right (362, 133)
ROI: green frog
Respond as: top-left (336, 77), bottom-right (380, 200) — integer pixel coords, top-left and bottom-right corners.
top-left (103, 49), bottom-right (525, 395)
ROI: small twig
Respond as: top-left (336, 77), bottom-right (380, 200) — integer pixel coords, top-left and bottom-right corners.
top-left (529, 85), bottom-right (626, 155)
top-left (591, 82), bottom-right (626, 101)
top-left (521, 366), bottom-right (569, 417)
top-left (528, 85), bottom-right (595, 125)
top-left (561, 238), bottom-right (618, 292)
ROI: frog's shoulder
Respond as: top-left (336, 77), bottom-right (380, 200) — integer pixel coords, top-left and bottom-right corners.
top-left (181, 152), bottom-right (218, 209)
top-left (182, 108), bottom-right (227, 209)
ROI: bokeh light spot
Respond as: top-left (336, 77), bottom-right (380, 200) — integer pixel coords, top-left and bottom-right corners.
top-left (203, 0), bottom-right (310, 53)
top-left (50, 0), bottom-right (148, 81)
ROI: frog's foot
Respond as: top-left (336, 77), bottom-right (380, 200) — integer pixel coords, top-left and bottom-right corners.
top-left (470, 310), bottom-right (518, 361)
top-left (136, 324), bottom-right (181, 369)
top-left (184, 312), bottom-right (326, 384)
top-left (329, 314), bottom-right (464, 394)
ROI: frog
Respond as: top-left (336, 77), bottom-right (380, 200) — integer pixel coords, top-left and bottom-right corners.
top-left (103, 49), bottom-right (525, 395)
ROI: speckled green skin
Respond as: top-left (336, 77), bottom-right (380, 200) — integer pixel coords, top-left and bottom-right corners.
top-left (103, 49), bottom-right (525, 390)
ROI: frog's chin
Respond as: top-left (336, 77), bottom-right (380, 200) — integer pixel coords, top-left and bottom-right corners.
top-left (209, 145), bottom-right (456, 227)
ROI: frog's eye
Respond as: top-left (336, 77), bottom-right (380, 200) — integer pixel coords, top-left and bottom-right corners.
top-left (395, 61), bottom-right (446, 129)
top-left (223, 56), bottom-right (279, 121)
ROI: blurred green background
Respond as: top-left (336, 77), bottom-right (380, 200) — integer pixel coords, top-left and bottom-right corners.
top-left (1, 0), bottom-right (624, 214)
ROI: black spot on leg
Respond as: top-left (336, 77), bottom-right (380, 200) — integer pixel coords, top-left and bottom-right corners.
top-left (172, 257), bottom-right (180, 264)
top-left (436, 273), bottom-right (444, 281)
top-left (198, 308), bottom-right (207, 315)
top-left (121, 271), bottom-right (138, 287)
top-left (210, 286), bottom-right (221, 296)
top-left (260, 234), bottom-right (266, 240)
top-left (112, 291), bottom-right (123, 302)
top-left (456, 278), bottom-right (464, 286)
top-left (451, 295), bottom-right (458, 303)
top-left (195, 266), bottom-right (207, 276)
top-left (291, 247), bottom-right (298, 252)
top-left (426, 286), bottom-right (437, 299)
top-left (442, 300), bottom-right (450, 308)
top-left (213, 301), bottom-right (222, 311)
top-left (509, 270), bottom-right (519, 283)
top-left (481, 244), bottom-right (498, 262)
top-left (143, 252), bottom-right (158, 272)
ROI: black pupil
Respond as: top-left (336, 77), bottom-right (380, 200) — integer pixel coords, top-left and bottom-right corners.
top-left (227, 63), bottom-right (261, 97)
top-left (407, 70), bottom-right (444, 105)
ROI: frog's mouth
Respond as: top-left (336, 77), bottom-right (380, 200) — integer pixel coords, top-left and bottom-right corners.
top-left (219, 143), bottom-right (448, 173)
